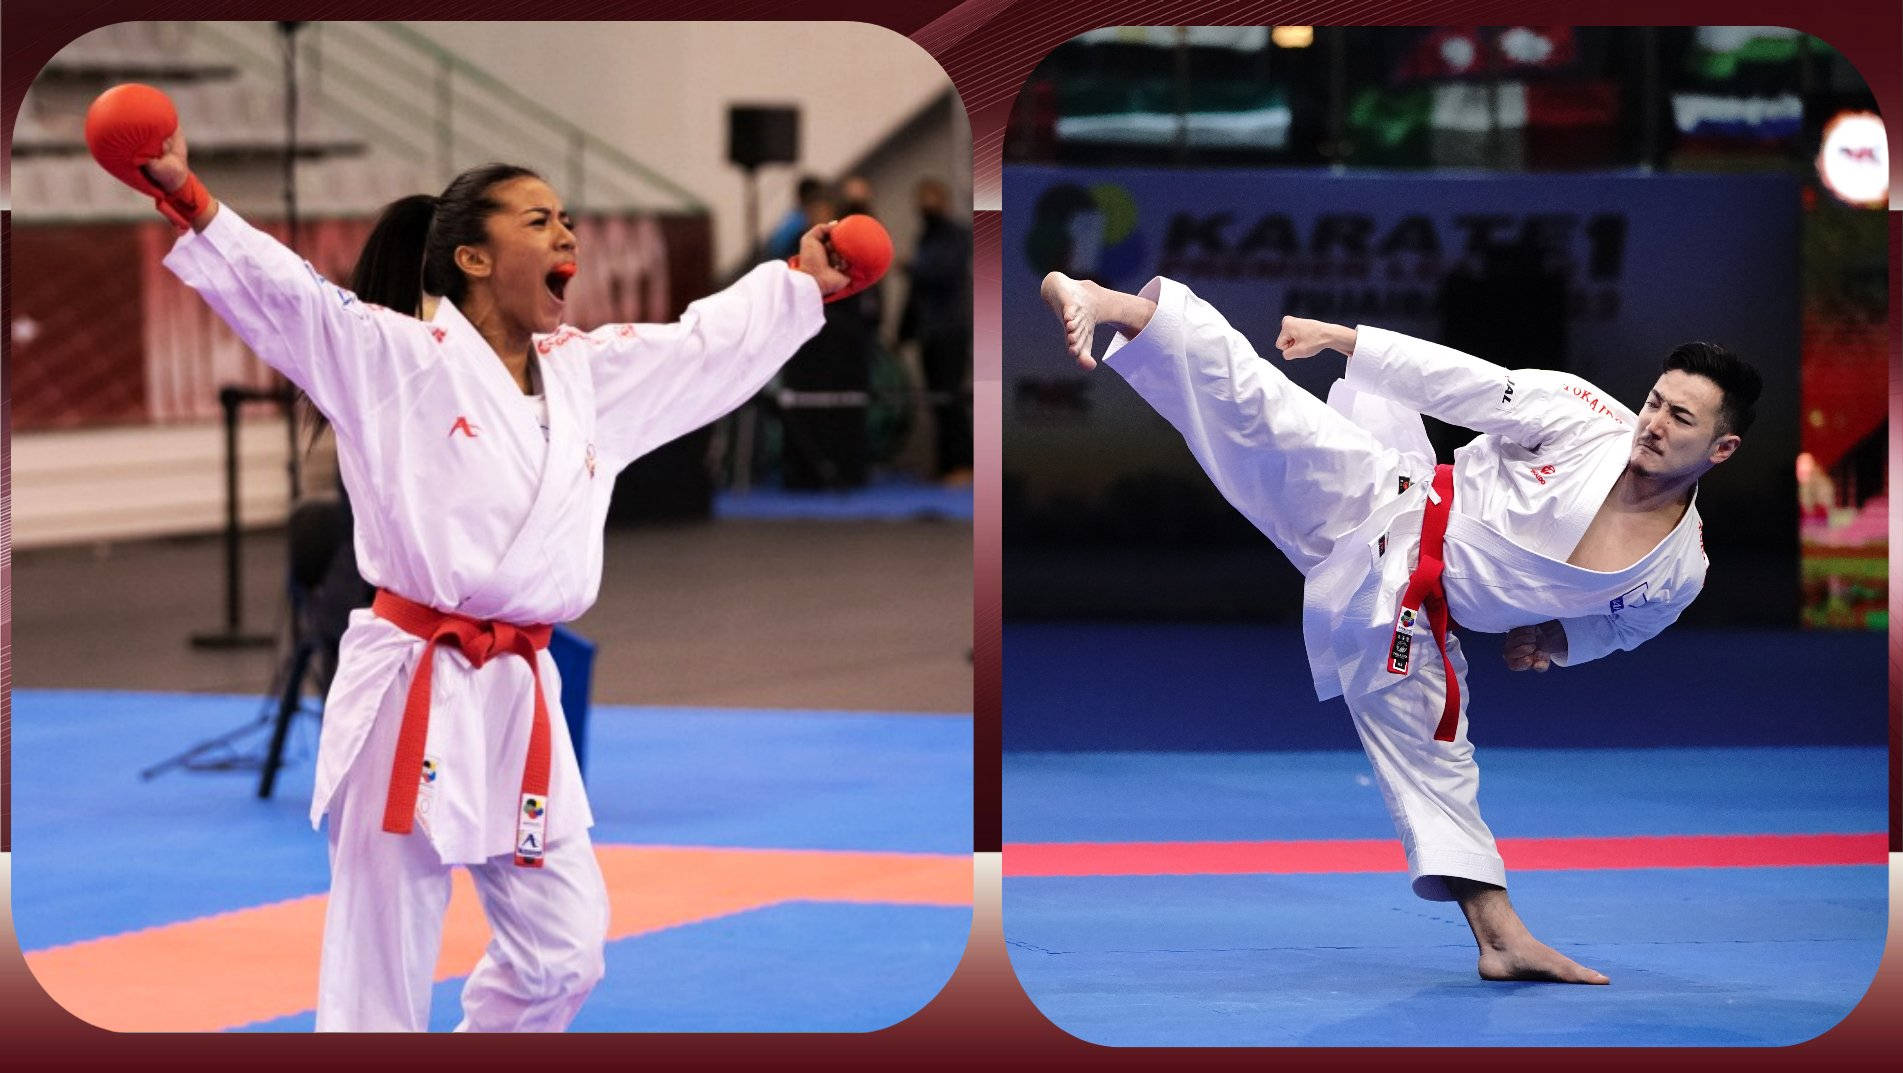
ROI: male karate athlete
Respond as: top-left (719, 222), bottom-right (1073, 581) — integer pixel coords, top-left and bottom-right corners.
top-left (1041, 271), bottom-right (1761, 984)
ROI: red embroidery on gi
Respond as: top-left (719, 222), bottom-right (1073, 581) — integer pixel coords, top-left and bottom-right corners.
top-left (534, 326), bottom-right (586, 355)
top-left (1562, 383), bottom-right (1631, 426)
top-left (449, 416), bottom-right (481, 438)
top-left (1528, 464), bottom-right (1556, 485)
top-left (585, 443), bottom-right (598, 478)
top-left (615, 324), bottom-right (637, 339)
top-left (430, 327), bottom-right (447, 343)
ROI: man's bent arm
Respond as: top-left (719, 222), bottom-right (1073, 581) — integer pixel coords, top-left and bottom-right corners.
top-left (1340, 326), bottom-right (1613, 451)
top-left (1551, 583), bottom-right (1697, 667)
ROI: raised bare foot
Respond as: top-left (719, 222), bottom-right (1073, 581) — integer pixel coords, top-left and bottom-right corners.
top-left (1477, 939), bottom-right (1609, 984)
top-left (1040, 271), bottom-right (1103, 370)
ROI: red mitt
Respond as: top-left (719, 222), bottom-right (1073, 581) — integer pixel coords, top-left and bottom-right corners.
top-left (790, 213), bottom-right (893, 303)
top-left (85, 83), bottom-right (210, 229)
top-left (85, 83), bottom-right (176, 198)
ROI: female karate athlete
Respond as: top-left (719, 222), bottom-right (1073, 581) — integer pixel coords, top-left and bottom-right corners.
top-left (1041, 270), bottom-right (1759, 985)
top-left (86, 83), bottom-right (888, 1031)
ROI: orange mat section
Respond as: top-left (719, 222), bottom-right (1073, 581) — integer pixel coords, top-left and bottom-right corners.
top-left (24, 845), bottom-right (972, 1032)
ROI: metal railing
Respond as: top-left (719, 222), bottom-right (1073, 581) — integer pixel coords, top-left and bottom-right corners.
top-left (194, 21), bottom-right (703, 213)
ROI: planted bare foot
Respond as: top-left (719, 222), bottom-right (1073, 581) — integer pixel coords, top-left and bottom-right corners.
top-left (1040, 271), bottom-right (1102, 369)
top-left (1477, 939), bottom-right (1609, 984)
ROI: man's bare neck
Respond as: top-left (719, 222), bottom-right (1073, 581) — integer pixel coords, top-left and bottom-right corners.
top-left (1570, 469), bottom-right (1693, 570)
top-left (1609, 464), bottom-right (1697, 517)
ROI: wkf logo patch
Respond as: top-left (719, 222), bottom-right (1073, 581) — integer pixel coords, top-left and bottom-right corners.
top-left (1399, 607), bottom-right (1417, 629)
top-left (517, 793), bottom-right (549, 861)
top-left (1609, 582), bottom-right (1649, 616)
top-left (421, 757), bottom-right (440, 783)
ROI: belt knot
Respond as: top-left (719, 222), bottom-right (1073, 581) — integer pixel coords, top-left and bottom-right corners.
top-left (371, 588), bottom-right (557, 867)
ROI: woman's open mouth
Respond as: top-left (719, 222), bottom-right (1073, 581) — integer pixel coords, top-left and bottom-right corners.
top-left (546, 262), bottom-right (577, 302)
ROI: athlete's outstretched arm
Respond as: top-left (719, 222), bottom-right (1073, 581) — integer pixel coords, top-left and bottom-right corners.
top-left (1275, 316), bottom-right (1357, 361)
top-left (92, 87), bottom-right (425, 430)
top-left (585, 258), bottom-right (827, 468)
top-left (1289, 316), bottom-right (1619, 451)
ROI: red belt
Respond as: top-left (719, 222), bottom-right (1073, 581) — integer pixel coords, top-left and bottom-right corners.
top-left (373, 588), bottom-right (555, 867)
top-left (1386, 464), bottom-right (1463, 743)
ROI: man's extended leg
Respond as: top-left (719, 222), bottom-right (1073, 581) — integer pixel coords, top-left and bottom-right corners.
top-left (1042, 272), bottom-right (1406, 574)
top-left (1348, 634), bottom-right (1608, 984)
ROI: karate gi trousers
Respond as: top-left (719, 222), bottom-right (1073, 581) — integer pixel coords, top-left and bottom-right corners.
top-left (314, 668), bottom-right (610, 1032)
top-left (1103, 276), bottom-right (1503, 900)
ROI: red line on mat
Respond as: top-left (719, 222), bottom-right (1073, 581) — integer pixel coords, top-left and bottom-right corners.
top-left (1002, 833), bottom-right (1888, 877)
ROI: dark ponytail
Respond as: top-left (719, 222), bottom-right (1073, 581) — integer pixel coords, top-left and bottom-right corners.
top-left (349, 193), bottom-right (438, 314)
top-left (303, 163), bottom-right (542, 453)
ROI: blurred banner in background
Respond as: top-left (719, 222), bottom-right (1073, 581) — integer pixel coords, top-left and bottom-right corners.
top-left (1003, 25), bottom-right (1886, 632)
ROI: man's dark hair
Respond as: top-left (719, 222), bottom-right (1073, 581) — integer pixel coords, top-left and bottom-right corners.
top-left (1663, 341), bottom-right (1761, 437)
top-left (796, 175), bottom-right (827, 205)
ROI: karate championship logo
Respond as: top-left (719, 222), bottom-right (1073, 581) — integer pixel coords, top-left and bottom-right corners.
top-left (421, 758), bottom-right (439, 783)
top-left (1025, 182), bottom-right (1149, 285)
top-left (522, 796), bottom-right (545, 819)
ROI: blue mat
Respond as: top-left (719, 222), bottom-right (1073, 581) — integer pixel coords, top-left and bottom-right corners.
top-left (1005, 866), bottom-right (1885, 1046)
top-left (238, 901), bottom-right (971, 1032)
top-left (1001, 746), bottom-right (1887, 1046)
top-left (11, 688), bottom-right (971, 961)
top-left (716, 477), bottom-right (972, 521)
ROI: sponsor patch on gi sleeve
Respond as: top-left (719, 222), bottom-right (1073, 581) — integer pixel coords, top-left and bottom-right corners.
top-left (1609, 582), bottom-right (1649, 616)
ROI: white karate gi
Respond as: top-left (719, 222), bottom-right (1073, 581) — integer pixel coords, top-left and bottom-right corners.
top-left (1104, 277), bottom-right (1706, 900)
top-left (165, 206), bottom-right (824, 1028)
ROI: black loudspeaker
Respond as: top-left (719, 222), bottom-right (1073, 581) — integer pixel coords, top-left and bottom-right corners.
top-left (728, 105), bottom-right (800, 169)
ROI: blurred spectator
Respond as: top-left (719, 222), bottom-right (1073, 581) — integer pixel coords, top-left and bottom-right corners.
top-left (779, 176), bottom-right (879, 491)
top-left (766, 175), bottom-right (832, 260)
top-left (840, 174), bottom-right (876, 217)
top-left (899, 177), bottom-right (973, 483)
top-left (1796, 451), bottom-right (1835, 525)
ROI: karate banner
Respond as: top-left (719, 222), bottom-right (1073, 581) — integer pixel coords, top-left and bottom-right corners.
top-left (1004, 166), bottom-right (1803, 560)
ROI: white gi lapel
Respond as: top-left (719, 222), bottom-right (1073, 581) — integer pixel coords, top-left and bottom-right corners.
top-left (457, 328), bottom-right (591, 613)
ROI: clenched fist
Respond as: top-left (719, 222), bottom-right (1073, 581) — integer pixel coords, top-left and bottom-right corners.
top-left (1275, 316), bottom-right (1357, 361)
top-left (1503, 620), bottom-right (1569, 672)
